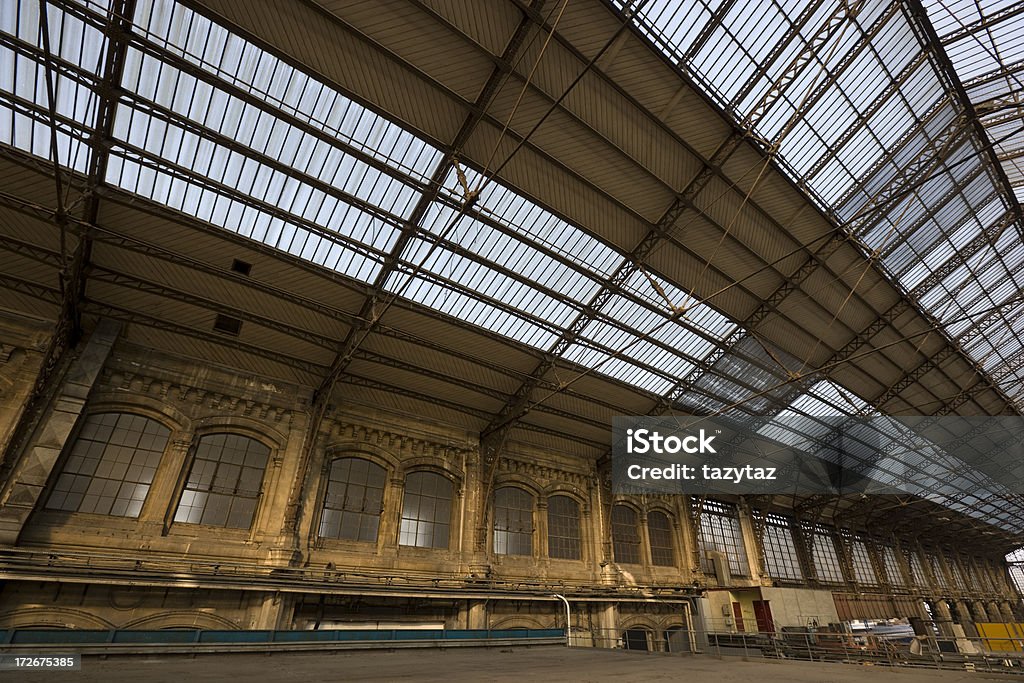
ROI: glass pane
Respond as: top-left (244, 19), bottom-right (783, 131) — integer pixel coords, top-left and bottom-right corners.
top-left (400, 471), bottom-right (453, 549)
top-left (647, 511), bottom-right (675, 567)
top-left (173, 433), bottom-right (269, 528)
top-left (611, 505), bottom-right (641, 565)
top-left (46, 413), bottom-right (170, 518)
top-left (493, 487), bottom-right (534, 556)
top-left (318, 457), bottom-right (386, 542)
top-left (547, 495), bottom-right (581, 560)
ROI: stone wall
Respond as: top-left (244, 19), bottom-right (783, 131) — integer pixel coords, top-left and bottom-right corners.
top-left (0, 313), bottom-right (1019, 637)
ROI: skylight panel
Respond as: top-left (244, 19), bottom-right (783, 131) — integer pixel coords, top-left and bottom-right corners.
top-left (1, 1), bottom-right (107, 74)
top-left (839, 53), bottom-right (890, 112)
top-left (561, 343), bottom-right (673, 395)
top-left (760, 385), bottom-right (846, 445)
top-left (618, 270), bottom-right (737, 338)
top-left (540, 269), bottom-right (736, 396)
top-left (120, 48), bottom-right (428, 221)
top-left (385, 236), bottom-right (575, 349)
top-left (777, 119), bottom-right (829, 174)
top-left (808, 380), bottom-right (869, 413)
top-left (625, 0), bottom-right (1024, 421)
top-left (693, 36), bottom-right (753, 105)
top-left (133, 0), bottom-right (441, 181)
top-left (0, 0), bottom-right (107, 172)
top-left (441, 166), bottom-right (624, 279)
top-left (386, 265), bottom-right (560, 350)
top-left (420, 202), bottom-right (603, 307)
top-left (946, 36), bottom-right (1002, 81)
top-left (599, 294), bottom-right (718, 363)
top-left (400, 236), bottom-right (581, 327)
top-left (694, 343), bottom-right (794, 415)
top-left (736, 2), bottom-right (788, 64)
top-left (105, 151), bottom-right (388, 282)
top-left (93, 0), bottom-right (477, 291)
top-left (804, 88), bottom-right (858, 141)
top-left (109, 103), bottom-right (401, 241)
top-left (0, 59), bottom-right (94, 172)
top-left (577, 318), bottom-right (695, 382)
top-left (630, 0), bottom-right (712, 57)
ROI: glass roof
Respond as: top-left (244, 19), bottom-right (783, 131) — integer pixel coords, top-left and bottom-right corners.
top-left (615, 0), bottom-right (1024, 412)
top-left (115, 0), bottom-right (442, 282)
top-left (2, 0), bottom-right (1023, 534)
top-left (922, 0), bottom-right (1024, 201)
top-left (1, 0), bottom-right (752, 401)
top-left (755, 379), bottom-right (1024, 532)
top-left (0, 0), bottom-right (106, 172)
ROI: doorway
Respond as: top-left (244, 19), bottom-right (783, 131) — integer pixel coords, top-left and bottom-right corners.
top-left (623, 628), bottom-right (650, 650)
top-left (753, 600), bottom-right (775, 633)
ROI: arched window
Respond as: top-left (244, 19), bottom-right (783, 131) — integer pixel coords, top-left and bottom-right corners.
top-left (400, 471), bottom-right (452, 549)
top-left (46, 413), bottom-right (169, 517)
top-left (547, 495), bottom-right (581, 560)
top-left (493, 487), bottom-right (533, 556)
top-left (319, 458), bottom-right (386, 542)
top-left (611, 504), bottom-right (640, 564)
top-left (174, 433), bottom-right (270, 528)
top-left (647, 511), bottom-right (675, 566)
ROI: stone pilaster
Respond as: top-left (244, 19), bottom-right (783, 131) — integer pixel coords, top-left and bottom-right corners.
top-left (0, 320), bottom-right (120, 544)
top-left (597, 601), bottom-right (619, 649)
top-left (932, 599), bottom-right (957, 637)
top-left (138, 434), bottom-right (191, 533)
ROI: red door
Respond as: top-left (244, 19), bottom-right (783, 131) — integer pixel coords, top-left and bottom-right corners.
top-left (753, 600), bottom-right (775, 634)
top-left (732, 602), bottom-right (745, 632)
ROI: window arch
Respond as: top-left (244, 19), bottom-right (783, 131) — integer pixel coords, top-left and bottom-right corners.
top-left (611, 504), bottom-right (641, 564)
top-left (174, 433), bottom-right (270, 528)
top-left (647, 510), bottom-right (675, 566)
top-left (493, 486), bottom-right (534, 556)
top-left (319, 457), bottom-right (386, 542)
top-left (547, 495), bottom-right (581, 560)
top-left (46, 412), bottom-right (170, 517)
top-left (400, 471), bottom-right (452, 549)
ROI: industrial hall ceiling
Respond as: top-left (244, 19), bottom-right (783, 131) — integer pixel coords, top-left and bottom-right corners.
top-left (1, 0), bottom-right (1024, 550)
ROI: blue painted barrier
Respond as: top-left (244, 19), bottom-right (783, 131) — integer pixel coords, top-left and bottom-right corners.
top-left (0, 627), bottom-right (564, 647)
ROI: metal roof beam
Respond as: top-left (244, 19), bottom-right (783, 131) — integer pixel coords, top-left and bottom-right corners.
top-left (478, 133), bottom-right (746, 443)
top-left (310, 0), bottom-right (547, 406)
top-left (657, 231), bottom-right (849, 413)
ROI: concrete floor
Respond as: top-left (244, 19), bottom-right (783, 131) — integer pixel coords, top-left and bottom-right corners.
top-left (14, 647), bottom-right (1020, 683)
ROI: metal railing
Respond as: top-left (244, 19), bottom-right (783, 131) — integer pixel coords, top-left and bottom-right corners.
top-left (576, 625), bottom-right (1024, 674)
top-left (0, 547), bottom-right (701, 599)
